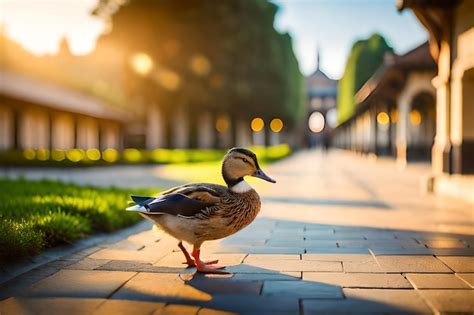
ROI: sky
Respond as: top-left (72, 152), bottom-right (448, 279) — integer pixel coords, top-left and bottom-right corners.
top-left (273, 0), bottom-right (428, 78)
top-left (0, 0), bottom-right (427, 79)
top-left (0, 0), bottom-right (106, 55)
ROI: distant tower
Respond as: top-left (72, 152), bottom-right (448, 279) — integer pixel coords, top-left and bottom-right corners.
top-left (316, 45), bottom-right (320, 71)
top-left (58, 37), bottom-right (72, 57)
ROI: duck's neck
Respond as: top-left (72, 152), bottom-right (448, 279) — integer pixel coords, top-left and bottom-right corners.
top-left (229, 179), bottom-right (253, 193)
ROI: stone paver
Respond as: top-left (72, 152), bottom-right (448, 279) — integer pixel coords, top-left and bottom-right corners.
top-left (343, 289), bottom-right (433, 313)
top-left (92, 299), bottom-right (166, 314)
top-left (111, 272), bottom-right (213, 302)
top-left (230, 257), bottom-right (342, 273)
top-left (456, 273), bottom-right (474, 287)
top-left (417, 290), bottom-right (474, 313)
top-left (0, 297), bottom-right (104, 315)
top-left (406, 273), bottom-right (471, 289)
top-left (436, 256), bottom-right (474, 272)
top-left (303, 272), bottom-right (412, 288)
top-left (374, 255), bottom-right (453, 273)
top-left (262, 280), bottom-right (343, 298)
top-left (23, 270), bottom-right (136, 298)
top-left (1, 150), bottom-right (473, 314)
top-left (63, 258), bottom-right (111, 271)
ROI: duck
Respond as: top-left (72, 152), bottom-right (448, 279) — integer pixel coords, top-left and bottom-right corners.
top-left (126, 147), bottom-right (276, 273)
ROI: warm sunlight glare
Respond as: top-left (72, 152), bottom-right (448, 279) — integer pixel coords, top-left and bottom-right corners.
top-left (0, 0), bottom-right (106, 56)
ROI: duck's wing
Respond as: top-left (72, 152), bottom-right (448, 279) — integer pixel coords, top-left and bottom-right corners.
top-left (127, 184), bottom-right (225, 217)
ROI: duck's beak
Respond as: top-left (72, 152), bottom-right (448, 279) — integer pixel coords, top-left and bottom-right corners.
top-left (253, 168), bottom-right (276, 183)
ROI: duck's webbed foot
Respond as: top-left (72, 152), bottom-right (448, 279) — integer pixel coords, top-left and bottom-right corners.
top-left (192, 248), bottom-right (229, 274)
top-left (178, 242), bottom-right (220, 268)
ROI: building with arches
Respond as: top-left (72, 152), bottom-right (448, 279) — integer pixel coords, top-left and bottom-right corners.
top-left (333, 42), bottom-right (437, 166)
top-left (397, 0), bottom-right (474, 201)
top-left (305, 49), bottom-right (338, 147)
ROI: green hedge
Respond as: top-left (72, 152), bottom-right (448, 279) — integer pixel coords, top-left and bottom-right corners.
top-left (0, 144), bottom-right (291, 167)
top-left (0, 178), bottom-right (156, 261)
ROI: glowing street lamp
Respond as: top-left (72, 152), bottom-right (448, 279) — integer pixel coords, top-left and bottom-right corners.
top-left (410, 110), bottom-right (422, 126)
top-left (130, 52), bottom-right (154, 76)
top-left (270, 118), bottom-right (283, 133)
top-left (377, 112), bottom-right (390, 125)
top-left (251, 117), bottom-right (264, 132)
top-left (308, 112), bottom-right (325, 133)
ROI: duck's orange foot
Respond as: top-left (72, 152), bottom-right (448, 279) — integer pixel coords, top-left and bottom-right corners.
top-left (196, 263), bottom-right (229, 274)
top-left (183, 259), bottom-right (219, 268)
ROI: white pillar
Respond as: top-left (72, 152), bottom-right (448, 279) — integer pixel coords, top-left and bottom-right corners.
top-left (172, 105), bottom-right (189, 148)
top-left (19, 109), bottom-right (50, 149)
top-left (76, 117), bottom-right (99, 149)
top-left (197, 112), bottom-right (214, 148)
top-left (0, 106), bottom-right (14, 150)
top-left (236, 119), bottom-right (252, 147)
top-left (252, 130), bottom-right (265, 146)
top-left (146, 104), bottom-right (165, 149)
top-left (101, 122), bottom-right (120, 149)
top-left (52, 113), bottom-right (74, 149)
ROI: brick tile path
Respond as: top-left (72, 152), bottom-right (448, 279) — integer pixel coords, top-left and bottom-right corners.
top-left (1, 150), bottom-right (473, 314)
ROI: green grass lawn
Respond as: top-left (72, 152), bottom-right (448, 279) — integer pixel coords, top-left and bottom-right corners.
top-left (0, 178), bottom-right (157, 261)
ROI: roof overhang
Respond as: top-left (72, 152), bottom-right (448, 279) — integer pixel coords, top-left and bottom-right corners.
top-left (0, 70), bottom-right (129, 122)
top-left (396, 0), bottom-right (461, 61)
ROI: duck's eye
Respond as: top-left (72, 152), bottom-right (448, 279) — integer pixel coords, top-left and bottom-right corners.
top-left (242, 158), bottom-right (250, 164)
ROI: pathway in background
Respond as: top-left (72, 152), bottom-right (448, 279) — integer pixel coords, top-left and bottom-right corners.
top-left (1, 149), bottom-right (473, 314)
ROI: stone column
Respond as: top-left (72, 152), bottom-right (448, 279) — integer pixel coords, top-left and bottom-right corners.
top-left (146, 103), bottom-right (165, 149)
top-left (216, 114), bottom-right (232, 149)
top-left (197, 112), bottom-right (214, 149)
top-left (450, 41), bottom-right (474, 174)
top-left (171, 105), bottom-right (189, 149)
top-left (76, 117), bottom-right (99, 149)
top-left (236, 119), bottom-right (252, 147)
top-left (101, 122), bottom-right (120, 150)
top-left (0, 105), bottom-right (14, 150)
top-left (51, 113), bottom-right (75, 149)
top-left (252, 129), bottom-right (265, 146)
top-left (19, 109), bottom-right (50, 149)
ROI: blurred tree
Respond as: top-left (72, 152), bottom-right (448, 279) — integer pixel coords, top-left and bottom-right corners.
top-left (95, 0), bottom-right (304, 144)
top-left (337, 33), bottom-right (393, 124)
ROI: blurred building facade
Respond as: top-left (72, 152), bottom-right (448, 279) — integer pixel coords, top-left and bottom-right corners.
top-left (0, 33), bottom-right (290, 154)
top-left (397, 0), bottom-right (474, 201)
top-left (334, 0), bottom-right (473, 201)
top-left (0, 70), bottom-right (126, 151)
top-left (305, 50), bottom-right (338, 147)
top-left (332, 42), bottom-right (436, 163)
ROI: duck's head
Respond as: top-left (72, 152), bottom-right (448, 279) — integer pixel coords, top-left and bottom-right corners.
top-left (222, 147), bottom-right (276, 189)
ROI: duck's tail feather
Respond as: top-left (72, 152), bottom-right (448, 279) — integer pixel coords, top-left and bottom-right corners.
top-left (126, 195), bottom-right (155, 212)
top-left (131, 195), bottom-right (155, 206)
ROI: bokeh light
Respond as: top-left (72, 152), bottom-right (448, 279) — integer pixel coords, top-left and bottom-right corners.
top-left (308, 112), bottom-right (325, 133)
top-left (23, 149), bottom-right (35, 160)
top-left (190, 54), bottom-right (211, 76)
top-left (86, 148), bottom-right (101, 161)
top-left (216, 116), bottom-right (230, 133)
top-left (66, 149), bottom-right (85, 162)
top-left (130, 52), bottom-right (154, 76)
top-left (155, 69), bottom-right (181, 91)
top-left (36, 149), bottom-right (50, 161)
top-left (326, 108), bottom-right (338, 128)
top-left (51, 149), bottom-right (66, 161)
top-left (377, 112), bottom-right (390, 125)
top-left (270, 118), bottom-right (283, 133)
top-left (123, 148), bottom-right (142, 162)
top-left (102, 148), bottom-right (119, 163)
top-left (391, 109), bottom-right (399, 123)
top-left (410, 110), bottom-right (422, 125)
top-left (251, 118), bottom-right (264, 132)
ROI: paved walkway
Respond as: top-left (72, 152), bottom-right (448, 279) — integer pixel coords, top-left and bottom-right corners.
top-left (1, 150), bottom-right (473, 314)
